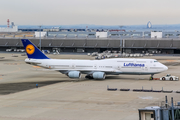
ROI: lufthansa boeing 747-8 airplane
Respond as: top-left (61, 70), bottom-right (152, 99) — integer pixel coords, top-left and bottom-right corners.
top-left (21, 39), bottom-right (168, 80)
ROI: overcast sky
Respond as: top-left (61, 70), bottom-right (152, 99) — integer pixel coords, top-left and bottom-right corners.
top-left (0, 0), bottom-right (180, 25)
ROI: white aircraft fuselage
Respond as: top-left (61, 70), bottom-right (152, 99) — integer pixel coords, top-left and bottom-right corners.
top-left (22, 39), bottom-right (168, 80)
top-left (25, 58), bottom-right (168, 77)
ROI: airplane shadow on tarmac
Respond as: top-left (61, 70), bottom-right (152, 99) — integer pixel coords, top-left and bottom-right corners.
top-left (0, 59), bottom-right (16, 62)
top-left (0, 75), bottom-right (149, 95)
top-left (0, 80), bottom-right (65, 95)
top-left (0, 79), bottom-right (101, 95)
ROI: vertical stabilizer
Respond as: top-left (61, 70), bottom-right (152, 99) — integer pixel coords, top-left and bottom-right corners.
top-left (21, 39), bottom-right (49, 59)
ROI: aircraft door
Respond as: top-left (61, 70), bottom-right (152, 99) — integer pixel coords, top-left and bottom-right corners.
top-left (94, 64), bottom-right (97, 69)
top-left (145, 65), bottom-right (148, 71)
top-left (141, 63), bottom-right (148, 73)
top-left (141, 66), bottom-right (144, 71)
top-left (72, 64), bottom-right (75, 69)
top-left (118, 65), bottom-right (121, 70)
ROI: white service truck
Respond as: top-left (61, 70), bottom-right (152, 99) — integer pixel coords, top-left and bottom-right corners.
top-left (160, 74), bottom-right (179, 81)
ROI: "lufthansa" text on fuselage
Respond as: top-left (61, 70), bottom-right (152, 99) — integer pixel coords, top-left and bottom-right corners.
top-left (124, 63), bottom-right (145, 67)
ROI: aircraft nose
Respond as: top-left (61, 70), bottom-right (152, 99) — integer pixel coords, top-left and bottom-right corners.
top-left (164, 66), bottom-right (168, 71)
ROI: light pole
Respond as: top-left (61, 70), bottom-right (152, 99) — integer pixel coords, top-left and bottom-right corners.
top-left (39, 25), bottom-right (42, 50)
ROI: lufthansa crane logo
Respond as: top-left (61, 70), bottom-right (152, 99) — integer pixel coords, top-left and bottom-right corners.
top-left (26, 44), bottom-right (35, 55)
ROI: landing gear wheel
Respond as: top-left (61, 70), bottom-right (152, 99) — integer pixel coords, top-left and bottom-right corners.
top-left (170, 77), bottom-right (173, 81)
top-left (162, 77), bottom-right (166, 81)
top-left (150, 74), bottom-right (154, 80)
top-left (85, 75), bottom-right (93, 79)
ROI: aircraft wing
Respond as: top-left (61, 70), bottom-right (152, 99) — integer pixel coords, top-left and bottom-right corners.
top-left (52, 69), bottom-right (117, 75)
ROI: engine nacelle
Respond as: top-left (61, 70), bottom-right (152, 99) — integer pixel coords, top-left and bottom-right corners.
top-left (92, 72), bottom-right (106, 80)
top-left (67, 71), bottom-right (81, 79)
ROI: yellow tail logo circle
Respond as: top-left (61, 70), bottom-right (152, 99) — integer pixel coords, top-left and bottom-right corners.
top-left (26, 44), bottom-right (35, 55)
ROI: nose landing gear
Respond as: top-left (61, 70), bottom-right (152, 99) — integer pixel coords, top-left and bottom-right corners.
top-left (149, 74), bottom-right (154, 80)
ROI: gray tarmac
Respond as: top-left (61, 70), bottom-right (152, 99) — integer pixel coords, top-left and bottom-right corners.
top-left (0, 53), bottom-right (180, 120)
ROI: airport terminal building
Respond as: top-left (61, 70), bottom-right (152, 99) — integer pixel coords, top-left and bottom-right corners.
top-left (0, 29), bottom-right (180, 54)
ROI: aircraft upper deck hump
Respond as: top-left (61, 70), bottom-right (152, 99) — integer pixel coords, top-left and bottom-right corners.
top-left (21, 39), bottom-right (49, 59)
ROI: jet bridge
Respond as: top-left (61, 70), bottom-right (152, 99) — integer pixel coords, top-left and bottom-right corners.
top-left (139, 96), bottom-right (180, 120)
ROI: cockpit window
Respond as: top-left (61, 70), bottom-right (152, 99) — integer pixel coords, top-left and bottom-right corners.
top-left (154, 61), bottom-right (158, 62)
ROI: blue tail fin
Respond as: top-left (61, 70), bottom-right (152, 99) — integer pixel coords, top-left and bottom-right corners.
top-left (21, 39), bottom-right (49, 59)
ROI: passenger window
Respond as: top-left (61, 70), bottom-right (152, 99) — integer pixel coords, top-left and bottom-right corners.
top-left (151, 114), bottom-right (154, 118)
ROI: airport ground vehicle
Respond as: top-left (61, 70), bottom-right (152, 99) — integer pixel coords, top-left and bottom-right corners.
top-left (42, 50), bottom-right (50, 54)
top-left (160, 74), bottom-right (179, 81)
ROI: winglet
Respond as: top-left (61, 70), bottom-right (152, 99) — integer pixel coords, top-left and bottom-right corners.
top-left (21, 39), bottom-right (49, 59)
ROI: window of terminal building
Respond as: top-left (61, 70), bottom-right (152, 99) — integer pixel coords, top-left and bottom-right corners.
top-left (78, 34), bottom-right (87, 38)
top-left (56, 34), bottom-right (67, 37)
top-left (89, 34), bottom-right (95, 36)
top-left (57, 34), bottom-right (67, 36)
top-left (144, 34), bottom-right (151, 36)
top-left (68, 34), bottom-right (77, 36)
top-left (132, 34), bottom-right (140, 36)
top-left (119, 34), bottom-right (128, 36)
top-left (165, 34), bottom-right (173, 36)
top-left (60, 30), bottom-right (68, 32)
top-left (111, 34), bottom-right (119, 36)
top-left (78, 34), bottom-right (87, 36)
top-left (48, 33), bottom-right (57, 36)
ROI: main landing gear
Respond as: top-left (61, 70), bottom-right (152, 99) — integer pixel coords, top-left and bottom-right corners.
top-left (85, 74), bottom-right (93, 79)
top-left (149, 74), bottom-right (154, 80)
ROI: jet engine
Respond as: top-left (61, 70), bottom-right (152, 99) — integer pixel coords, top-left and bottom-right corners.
top-left (67, 71), bottom-right (81, 79)
top-left (92, 72), bottom-right (106, 80)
